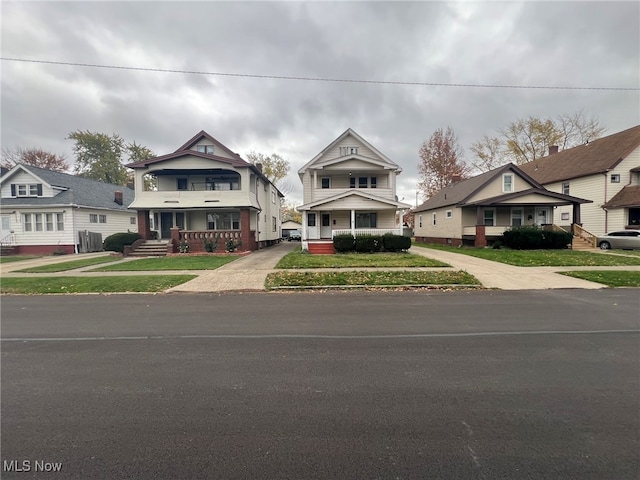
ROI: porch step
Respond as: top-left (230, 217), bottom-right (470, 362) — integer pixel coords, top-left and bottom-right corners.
top-left (130, 241), bottom-right (170, 257)
top-left (571, 236), bottom-right (597, 251)
top-left (308, 242), bottom-right (335, 255)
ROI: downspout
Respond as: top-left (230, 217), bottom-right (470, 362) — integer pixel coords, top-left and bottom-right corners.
top-left (255, 176), bottom-right (262, 250)
top-left (603, 171), bottom-right (609, 233)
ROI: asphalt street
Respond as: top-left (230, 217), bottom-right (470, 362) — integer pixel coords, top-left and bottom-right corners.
top-left (1, 290), bottom-right (639, 479)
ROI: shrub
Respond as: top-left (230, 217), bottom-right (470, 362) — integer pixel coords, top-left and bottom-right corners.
top-left (382, 234), bottom-right (411, 252)
top-left (103, 232), bottom-right (142, 253)
top-left (203, 237), bottom-right (218, 253)
top-left (333, 234), bottom-right (356, 253)
top-left (355, 235), bottom-right (382, 253)
top-left (501, 226), bottom-right (572, 250)
top-left (492, 240), bottom-right (502, 250)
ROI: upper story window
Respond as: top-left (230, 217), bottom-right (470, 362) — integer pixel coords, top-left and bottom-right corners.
top-left (176, 178), bottom-right (188, 190)
top-left (611, 174), bottom-right (621, 183)
top-left (205, 174), bottom-right (240, 191)
top-left (197, 145), bottom-right (215, 154)
top-left (12, 183), bottom-right (42, 197)
top-left (349, 176), bottom-right (377, 188)
top-left (562, 182), bottom-right (570, 195)
top-left (272, 189), bottom-right (276, 204)
top-left (502, 174), bottom-right (514, 193)
top-left (339, 146), bottom-right (359, 156)
top-left (446, 210), bottom-right (453, 219)
top-left (321, 177), bottom-right (331, 189)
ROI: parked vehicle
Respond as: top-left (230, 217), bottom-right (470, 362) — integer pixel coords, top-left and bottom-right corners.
top-left (597, 230), bottom-right (640, 250)
top-left (288, 230), bottom-right (302, 241)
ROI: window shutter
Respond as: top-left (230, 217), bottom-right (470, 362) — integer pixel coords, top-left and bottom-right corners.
top-left (37, 184), bottom-right (43, 196)
top-left (11, 184), bottom-right (16, 196)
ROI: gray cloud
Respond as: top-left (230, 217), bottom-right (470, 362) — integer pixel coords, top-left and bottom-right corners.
top-left (2, 1), bottom-right (638, 205)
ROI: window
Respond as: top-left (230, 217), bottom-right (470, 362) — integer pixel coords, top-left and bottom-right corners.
top-left (349, 178), bottom-right (356, 188)
top-left (35, 214), bottom-right (43, 231)
top-left (561, 212), bottom-right (570, 221)
top-left (432, 213), bottom-right (437, 226)
top-left (359, 177), bottom-right (368, 188)
top-left (502, 174), bottom-right (514, 193)
top-left (272, 190), bottom-right (276, 204)
top-left (130, 217), bottom-right (137, 225)
top-left (46, 213), bottom-right (54, 231)
top-left (339, 146), bottom-right (359, 156)
top-left (205, 174), bottom-right (240, 191)
top-left (272, 216), bottom-right (277, 232)
top-left (562, 182), bottom-right (570, 195)
top-left (207, 212), bottom-right (240, 230)
top-left (23, 214), bottom-right (32, 232)
top-left (511, 209), bottom-right (523, 227)
top-left (370, 177), bottom-right (377, 189)
top-left (355, 212), bottom-right (377, 228)
top-left (90, 214), bottom-right (98, 223)
top-left (177, 178), bottom-right (188, 190)
top-left (321, 177), bottom-right (330, 189)
top-left (483, 209), bottom-right (495, 226)
top-left (14, 184), bottom-right (41, 197)
top-left (197, 145), bottom-right (215, 154)
top-left (56, 213), bottom-right (64, 231)
top-left (308, 213), bottom-right (316, 227)
top-left (446, 210), bottom-right (453, 219)
top-left (99, 215), bottom-right (107, 224)
top-left (611, 174), bottom-right (621, 183)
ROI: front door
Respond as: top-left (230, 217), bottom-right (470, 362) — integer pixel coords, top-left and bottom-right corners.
top-left (307, 213), bottom-right (318, 240)
top-left (535, 207), bottom-right (550, 226)
top-left (1, 215), bottom-right (11, 240)
top-left (160, 212), bottom-right (173, 239)
top-left (320, 213), bottom-right (331, 239)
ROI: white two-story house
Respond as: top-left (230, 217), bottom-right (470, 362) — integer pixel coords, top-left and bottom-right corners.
top-left (126, 131), bottom-right (283, 253)
top-left (297, 129), bottom-right (411, 253)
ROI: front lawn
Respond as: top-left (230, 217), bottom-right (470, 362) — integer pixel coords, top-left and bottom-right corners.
top-left (16, 256), bottom-right (122, 273)
top-left (0, 275), bottom-right (197, 294)
top-left (276, 248), bottom-right (449, 268)
top-left (90, 255), bottom-right (239, 271)
top-left (265, 270), bottom-right (479, 289)
top-left (0, 255), bottom-right (39, 264)
top-left (559, 271), bottom-right (640, 287)
top-left (412, 242), bottom-right (640, 267)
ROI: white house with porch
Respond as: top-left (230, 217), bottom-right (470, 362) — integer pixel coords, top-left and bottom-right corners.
top-left (297, 129), bottom-right (411, 253)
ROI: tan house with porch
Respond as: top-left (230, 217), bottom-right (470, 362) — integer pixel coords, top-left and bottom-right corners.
top-left (297, 129), bottom-right (411, 253)
top-left (126, 131), bottom-right (282, 254)
top-left (413, 163), bottom-right (591, 247)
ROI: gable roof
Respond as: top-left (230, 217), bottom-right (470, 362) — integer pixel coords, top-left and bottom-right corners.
top-left (298, 128), bottom-right (401, 175)
top-left (414, 163), bottom-right (543, 212)
top-left (0, 164), bottom-right (134, 210)
top-left (519, 125), bottom-right (640, 184)
top-left (603, 185), bottom-right (640, 208)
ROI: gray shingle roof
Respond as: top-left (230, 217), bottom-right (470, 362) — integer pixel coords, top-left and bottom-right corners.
top-left (1, 164), bottom-right (134, 210)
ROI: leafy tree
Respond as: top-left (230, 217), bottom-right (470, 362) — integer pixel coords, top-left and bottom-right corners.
top-left (418, 127), bottom-right (470, 198)
top-left (68, 130), bottom-right (128, 185)
top-left (280, 202), bottom-right (302, 223)
top-left (1, 147), bottom-right (69, 172)
top-left (470, 110), bottom-right (606, 171)
top-left (126, 141), bottom-right (156, 190)
top-left (246, 151), bottom-right (290, 187)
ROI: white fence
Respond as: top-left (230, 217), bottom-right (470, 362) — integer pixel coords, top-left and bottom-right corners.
top-left (332, 228), bottom-right (402, 238)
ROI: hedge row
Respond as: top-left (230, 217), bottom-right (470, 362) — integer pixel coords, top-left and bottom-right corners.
top-left (501, 226), bottom-right (572, 250)
top-left (103, 232), bottom-right (142, 253)
top-left (333, 234), bottom-right (411, 253)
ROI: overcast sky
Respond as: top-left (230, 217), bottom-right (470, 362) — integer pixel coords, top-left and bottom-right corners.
top-left (2, 1), bottom-right (639, 206)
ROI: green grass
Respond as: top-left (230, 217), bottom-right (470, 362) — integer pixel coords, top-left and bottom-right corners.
top-left (16, 256), bottom-right (122, 273)
top-left (0, 255), bottom-right (39, 263)
top-left (90, 255), bottom-right (239, 271)
top-left (604, 249), bottom-right (640, 257)
top-left (560, 271), bottom-right (640, 287)
top-left (0, 275), bottom-right (197, 294)
top-left (265, 270), bottom-right (479, 288)
top-left (412, 242), bottom-right (640, 267)
top-left (276, 247), bottom-right (449, 268)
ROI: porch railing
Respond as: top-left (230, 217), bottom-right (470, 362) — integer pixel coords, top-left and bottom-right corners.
top-left (572, 224), bottom-right (597, 247)
top-left (331, 228), bottom-right (402, 238)
top-left (0, 232), bottom-right (16, 247)
top-left (178, 230), bottom-right (242, 242)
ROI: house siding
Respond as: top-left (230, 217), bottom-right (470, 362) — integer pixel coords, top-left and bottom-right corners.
top-left (413, 206), bottom-right (463, 239)
top-left (465, 172), bottom-right (533, 203)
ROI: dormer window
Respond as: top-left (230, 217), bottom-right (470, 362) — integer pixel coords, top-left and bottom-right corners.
top-left (339, 146), bottom-right (358, 156)
top-left (12, 183), bottom-right (42, 197)
top-left (197, 145), bottom-right (215, 154)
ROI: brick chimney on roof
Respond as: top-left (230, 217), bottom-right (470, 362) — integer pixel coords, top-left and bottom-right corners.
top-left (256, 163), bottom-right (263, 173)
top-left (548, 145), bottom-right (559, 155)
top-left (450, 175), bottom-right (462, 184)
top-left (114, 190), bottom-right (123, 205)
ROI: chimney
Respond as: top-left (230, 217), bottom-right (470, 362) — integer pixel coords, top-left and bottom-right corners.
top-left (114, 190), bottom-right (123, 205)
top-left (451, 175), bottom-right (462, 184)
top-left (256, 163), bottom-right (263, 173)
top-left (548, 145), bottom-right (559, 155)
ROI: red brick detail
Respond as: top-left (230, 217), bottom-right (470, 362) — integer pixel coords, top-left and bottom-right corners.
top-left (14, 244), bottom-right (75, 255)
top-left (308, 241), bottom-right (335, 254)
top-left (137, 210), bottom-right (151, 240)
top-left (475, 225), bottom-right (487, 247)
top-left (414, 237), bottom-right (463, 247)
top-left (240, 210), bottom-right (256, 251)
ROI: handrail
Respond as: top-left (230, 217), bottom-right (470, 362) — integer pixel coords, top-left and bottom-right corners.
top-left (572, 224), bottom-right (597, 247)
top-left (0, 232), bottom-right (16, 246)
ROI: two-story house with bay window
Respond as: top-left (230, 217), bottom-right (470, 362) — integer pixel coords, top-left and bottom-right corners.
top-left (297, 128), bottom-right (411, 253)
top-left (0, 164), bottom-right (135, 254)
top-left (126, 131), bottom-right (283, 253)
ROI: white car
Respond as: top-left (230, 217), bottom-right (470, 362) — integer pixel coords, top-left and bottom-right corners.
top-left (597, 230), bottom-right (640, 250)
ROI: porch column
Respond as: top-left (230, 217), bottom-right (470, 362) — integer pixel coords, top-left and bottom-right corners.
top-left (572, 203), bottom-right (582, 226)
top-left (475, 206), bottom-right (486, 247)
top-left (350, 209), bottom-right (356, 236)
top-left (137, 210), bottom-right (151, 240)
top-left (240, 209), bottom-right (253, 251)
top-left (302, 211), bottom-right (307, 241)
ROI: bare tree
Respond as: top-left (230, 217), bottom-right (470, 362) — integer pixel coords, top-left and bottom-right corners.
top-left (418, 127), bottom-right (470, 198)
top-left (1, 147), bottom-right (69, 172)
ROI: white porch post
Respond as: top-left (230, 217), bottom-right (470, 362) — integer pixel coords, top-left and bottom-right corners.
top-left (350, 209), bottom-right (355, 237)
top-left (302, 211), bottom-right (307, 241)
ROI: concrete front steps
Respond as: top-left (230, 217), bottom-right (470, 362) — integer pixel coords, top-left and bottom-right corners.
top-left (308, 241), bottom-right (335, 255)
top-left (130, 241), bottom-right (170, 257)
